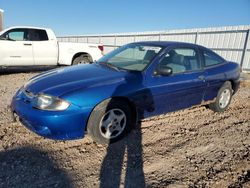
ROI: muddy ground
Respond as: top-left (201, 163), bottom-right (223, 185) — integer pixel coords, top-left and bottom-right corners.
top-left (0, 68), bottom-right (249, 188)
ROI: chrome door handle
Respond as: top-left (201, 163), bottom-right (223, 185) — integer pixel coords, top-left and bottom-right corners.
top-left (23, 43), bottom-right (32, 46)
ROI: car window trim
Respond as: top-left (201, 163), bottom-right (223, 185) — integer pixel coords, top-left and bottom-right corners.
top-left (203, 61), bottom-right (227, 69)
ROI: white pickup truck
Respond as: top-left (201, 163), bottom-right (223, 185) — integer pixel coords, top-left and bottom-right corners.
top-left (0, 26), bottom-right (103, 66)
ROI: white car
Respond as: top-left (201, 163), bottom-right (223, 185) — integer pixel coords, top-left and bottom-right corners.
top-left (0, 26), bottom-right (103, 67)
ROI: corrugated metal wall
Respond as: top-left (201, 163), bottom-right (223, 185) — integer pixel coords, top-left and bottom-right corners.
top-left (57, 25), bottom-right (250, 71)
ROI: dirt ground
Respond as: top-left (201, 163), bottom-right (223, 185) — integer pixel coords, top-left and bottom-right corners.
top-left (0, 68), bottom-right (249, 188)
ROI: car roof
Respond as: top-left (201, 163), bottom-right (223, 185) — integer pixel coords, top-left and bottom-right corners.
top-left (132, 41), bottom-right (203, 48)
top-left (133, 41), bottom-right (226, 61)
top-left (2, 26), bottom-right (50, 32)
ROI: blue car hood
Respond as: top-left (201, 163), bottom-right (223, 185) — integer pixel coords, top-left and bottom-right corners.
top-left (25, 64), bottom-right (129, 97)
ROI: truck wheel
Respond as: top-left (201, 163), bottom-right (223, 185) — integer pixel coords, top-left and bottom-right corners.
top-left (208, 81), bottom-right (233, 112)
top-left (72, 55), bottom-right (91, 65)
top-left (87, 99), bottom-right (132, 144)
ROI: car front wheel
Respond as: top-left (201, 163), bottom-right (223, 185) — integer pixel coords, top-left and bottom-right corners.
top-left (208, 81), bottom-right (233, 112)
top-left (87, 99), bottom-right (131, 144)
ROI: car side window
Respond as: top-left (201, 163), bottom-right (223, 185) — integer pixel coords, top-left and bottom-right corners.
top-left (2, 29), bottom-right (27, 41)
top-left (203, 50), bottom-right (225, 67)
top-left (28, 29), bottom-right (49, 41)
top-left (158, 48), bottom-right (200, 74)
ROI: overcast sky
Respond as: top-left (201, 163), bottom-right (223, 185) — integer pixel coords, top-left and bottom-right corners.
top-left (0, 0), bottom-right (250, 36)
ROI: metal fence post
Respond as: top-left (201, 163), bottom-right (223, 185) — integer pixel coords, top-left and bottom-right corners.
top-left (195, 32), bottom-right (199, 44)
top-left (114, 35), bottom-right (117, 46)
top-left (240, 29), bottom-right (250, 68)
top-left (99, 36), bottom-right (101, 44)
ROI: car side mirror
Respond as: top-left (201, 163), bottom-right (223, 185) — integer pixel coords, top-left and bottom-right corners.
top-left (154, 65), bottom-right (173, 76)
top-left (0, 34), bottom-right (6, 40)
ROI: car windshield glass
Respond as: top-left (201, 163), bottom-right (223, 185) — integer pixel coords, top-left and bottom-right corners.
top-left (97, 44), bottom-right (162, 71)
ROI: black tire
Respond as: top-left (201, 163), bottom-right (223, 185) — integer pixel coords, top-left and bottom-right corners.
top-left (72, 55), bottom-right (91, 65)
top-left (208, 81), bottom-right (233, 112)
top-left (87, 99), bottom-right (132, 144)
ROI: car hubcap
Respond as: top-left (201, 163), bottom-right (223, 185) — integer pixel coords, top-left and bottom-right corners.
top-left (99, 109), bottom-right (126, 139)
top-left (79, 60), bottom-right (87, 64)
top-left (219, 89), bottom-right (231, 109)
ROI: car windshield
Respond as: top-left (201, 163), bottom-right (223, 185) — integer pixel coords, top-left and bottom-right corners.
top-left (97, 43), bottom-right (162, 71)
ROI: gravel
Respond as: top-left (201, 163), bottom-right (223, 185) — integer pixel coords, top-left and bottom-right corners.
top-left (0, 68), bottom-right (249, 187)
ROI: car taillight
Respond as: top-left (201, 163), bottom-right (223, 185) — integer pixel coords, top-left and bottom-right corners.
top-left (98, 45), bottom-right (104, 54)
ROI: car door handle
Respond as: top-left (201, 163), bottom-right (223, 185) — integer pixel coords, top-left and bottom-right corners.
top-left (198, 75), bottom-right (205, 80)
top-left (23, 43), bottom-right (32, 46)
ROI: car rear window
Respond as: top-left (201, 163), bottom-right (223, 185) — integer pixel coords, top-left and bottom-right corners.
top-left (203, 50), bottom-right (225, 67)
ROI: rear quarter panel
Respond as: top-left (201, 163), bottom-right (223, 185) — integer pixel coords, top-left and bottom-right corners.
top-left (203, 62), bottom-right (240, 101)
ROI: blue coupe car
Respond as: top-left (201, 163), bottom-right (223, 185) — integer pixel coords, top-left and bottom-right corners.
top-left (11, 41), bottom-right (240, 144)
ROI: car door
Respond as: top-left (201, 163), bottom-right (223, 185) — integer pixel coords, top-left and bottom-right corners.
top-left (0, 28), bottom-right (34, 66)
top-left (145, 46), bottom-right (207, 117)
top-left (29, 29), bottom-right (58, 65)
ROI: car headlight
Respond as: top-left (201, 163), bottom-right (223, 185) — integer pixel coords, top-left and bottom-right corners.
top-left (32, 94), bottom-right (70, 111)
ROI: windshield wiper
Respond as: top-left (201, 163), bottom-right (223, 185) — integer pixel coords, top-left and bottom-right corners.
top-left (100, 62), bottom-right (123, 72)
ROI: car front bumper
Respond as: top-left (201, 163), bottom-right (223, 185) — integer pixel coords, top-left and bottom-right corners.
top-left (11, 89), bottom-right (92, 140)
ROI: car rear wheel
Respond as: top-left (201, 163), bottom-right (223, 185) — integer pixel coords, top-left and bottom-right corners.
top-left (87, 99), bottom-right (132, 144)
top-left (72, 55), bottom-right (91, 65)
top-left (208, 81), bottom-right (233, 112)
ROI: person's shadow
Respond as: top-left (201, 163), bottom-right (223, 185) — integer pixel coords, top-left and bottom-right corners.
top-left (99, 72), bottom-right (154, 188)
top-left (0, 146), bottom-right (74, 188)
